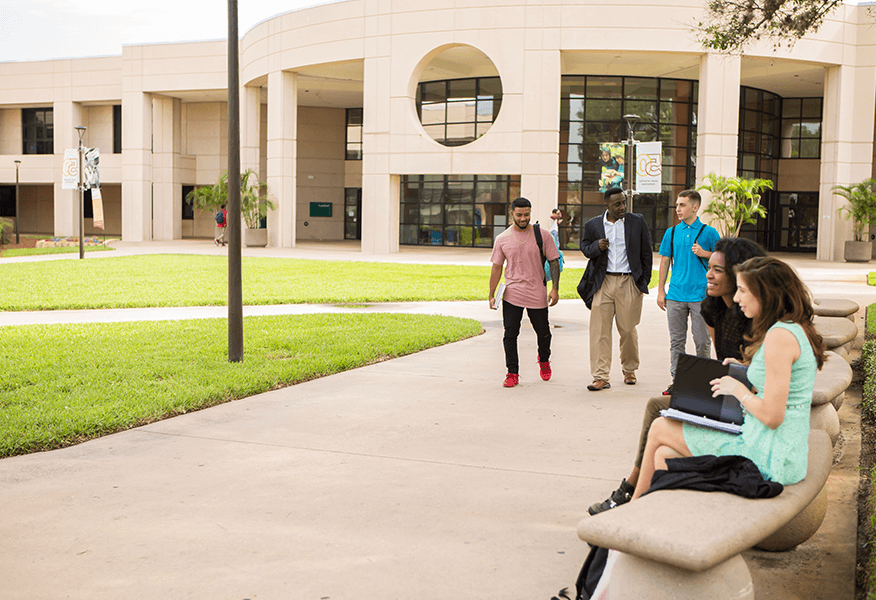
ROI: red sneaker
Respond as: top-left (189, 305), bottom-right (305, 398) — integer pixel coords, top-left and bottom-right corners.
top-left (538, 359), bottom-right (551, 381)
top-left (503, 373), bottom-right (519, 388)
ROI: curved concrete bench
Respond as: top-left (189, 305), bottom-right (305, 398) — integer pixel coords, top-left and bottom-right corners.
top-left (577, 430), bottom-right (832, 600)
top-left (809, 350), bottom-right (852, 447)
top-left (813, 297), bottom-right (859, 321)
top-left (813, 315), bottom-right (858, 361)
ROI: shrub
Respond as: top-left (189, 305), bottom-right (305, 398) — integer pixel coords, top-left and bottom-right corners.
top-left (0, 218), bottom-right (12, 245)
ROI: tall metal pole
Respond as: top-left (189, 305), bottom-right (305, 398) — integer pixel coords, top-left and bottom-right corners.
top-left (13, 160), bottom-right (20, 244)
top-left (75, 126), bottom-right (87, 260)
top-left (227, 0), bottom-right (243, 362)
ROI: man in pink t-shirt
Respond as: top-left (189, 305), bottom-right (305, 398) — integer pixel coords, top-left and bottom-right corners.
top-left (488, 197), bottom-right (560, 388)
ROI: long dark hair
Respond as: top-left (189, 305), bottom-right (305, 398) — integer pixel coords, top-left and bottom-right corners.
top-left (735, 256), bottom-right (826, 368)
top-left (701, 237), bottom-right (767, 321)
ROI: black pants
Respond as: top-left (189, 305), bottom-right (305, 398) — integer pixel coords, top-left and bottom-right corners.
top-left (502, 300), bottom-right (551, 374)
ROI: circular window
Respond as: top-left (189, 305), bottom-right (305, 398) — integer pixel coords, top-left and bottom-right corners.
top-left (415, 46), bottom-right (503, 147)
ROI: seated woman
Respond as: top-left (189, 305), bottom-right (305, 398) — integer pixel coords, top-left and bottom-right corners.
top-left (587, 237), bottom-right (766, 515)
top-left (631, 256), bottom-right (827, 499)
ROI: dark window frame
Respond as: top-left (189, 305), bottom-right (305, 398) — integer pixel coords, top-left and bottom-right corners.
top-left (345, 108), bottom-right (363, 161)
top-left (22, 107), bottom-right (54, 155)
top-left (416, 76), bottom-right (503, 147)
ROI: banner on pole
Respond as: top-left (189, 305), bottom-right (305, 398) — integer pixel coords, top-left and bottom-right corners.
top-left (62, 149), bottom-right (78, 190)
top-left (84, 147), bottom-right (100, 190)
top-left (91, 186), bottom-right (105, 230)
top-left (635, 141), bottom-right (663, 193)
top-left (597, 143), bottom-right (625, 192)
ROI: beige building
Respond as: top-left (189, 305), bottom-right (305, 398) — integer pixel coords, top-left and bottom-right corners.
top-left (1, 0), bottom-right (874, 261)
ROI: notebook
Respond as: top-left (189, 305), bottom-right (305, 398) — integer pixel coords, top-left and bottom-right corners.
top-left (493, 282), bottom-right (506, 309)
top-left (660, 354), bottom-right (750, 435)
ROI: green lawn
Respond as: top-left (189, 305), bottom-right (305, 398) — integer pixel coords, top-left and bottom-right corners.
top-left (0, 245), bottom-right (115, 257)
top-left (869, 272), bottom-right (876, 286)
top-left (0, 313), bottom-right (482, 457)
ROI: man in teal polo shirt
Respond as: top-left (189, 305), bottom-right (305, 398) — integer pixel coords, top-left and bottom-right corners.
top-left (656, 190), bottom-right (720, 395)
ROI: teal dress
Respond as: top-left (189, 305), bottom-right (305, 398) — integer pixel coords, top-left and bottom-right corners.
top-left (682, 322), bottom-right (816, 485)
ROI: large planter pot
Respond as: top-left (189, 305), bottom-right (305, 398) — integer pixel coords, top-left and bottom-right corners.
top-left (844, 240), bottom-right (872, 262)
top-left (244, 227), bottom-right (267, 248)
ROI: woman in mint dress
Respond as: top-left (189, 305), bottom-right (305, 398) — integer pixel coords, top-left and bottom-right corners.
top-left (631, 257), bottom-right (827, 498)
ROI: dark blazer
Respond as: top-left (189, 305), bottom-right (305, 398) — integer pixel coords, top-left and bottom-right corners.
top-left (577, 212), bottom-right (653, 309)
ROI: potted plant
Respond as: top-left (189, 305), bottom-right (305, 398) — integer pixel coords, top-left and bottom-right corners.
top-left (697, 173), bottom-right (773, 237)
top-left (185, 169), bottom-right (276, 247)
top-left (832, 178), bottom-right (876, 262)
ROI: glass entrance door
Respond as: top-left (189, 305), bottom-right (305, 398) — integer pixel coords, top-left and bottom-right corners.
top-left (768, 191), bottom-right (818, 252)
top-left (345, 188), bottom-right (361, 240)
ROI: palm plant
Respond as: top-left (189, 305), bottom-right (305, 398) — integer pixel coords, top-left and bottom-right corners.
top-left (697, 173), bottom-right (773, 237)
top-left (832, 179), bottom-right (876, 242)
top-left (185, 170), bottom-right (276, 229)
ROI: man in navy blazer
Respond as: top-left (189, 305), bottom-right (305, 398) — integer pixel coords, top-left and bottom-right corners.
top-left (577, 187), bottom-right (653, 391)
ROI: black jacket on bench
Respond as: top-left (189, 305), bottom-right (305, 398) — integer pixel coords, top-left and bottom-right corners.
top-left (646, 454), bottom-right (784, 498)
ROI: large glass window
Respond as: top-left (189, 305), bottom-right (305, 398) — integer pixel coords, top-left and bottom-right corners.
top-left (559, 76), bottom-right (697, 250)
top-left (416, 77), bottom-right (502, 147)
top-left (22, 108), bottom-right (53, 155)
top-left (400, 175), bottom-right (520, 246)
top-left (781, 98), bottom-right (821, 159)
top-left (346, 108), bottom-right (363, 160)
top-left (738, 87), bottom-right (781, 181)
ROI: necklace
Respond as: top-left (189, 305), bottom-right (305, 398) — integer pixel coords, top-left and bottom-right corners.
top-left (513, 227), bottom-right (531, 244)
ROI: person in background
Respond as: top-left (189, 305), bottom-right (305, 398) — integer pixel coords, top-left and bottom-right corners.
top-left (489, 197), bottom-right (561, 388)
top-left (215, 204), bottom-right (228, 246)
top-left (579, 188), bottom-right (653, 391)
top-left (656, 190), bottom-right (720, 395)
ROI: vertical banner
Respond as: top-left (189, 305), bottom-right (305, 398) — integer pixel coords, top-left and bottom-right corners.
top-left (91, 187), bottom-right (105, 230)
top-left (635, 141), bottom-right (663, 193)
top-left (597, 143), bottom-right (625, 192)
top-left (62, 149), bottom-right (78, 190)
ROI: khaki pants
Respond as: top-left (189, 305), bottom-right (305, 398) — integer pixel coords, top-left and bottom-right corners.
top-left (589, 273), bottom-right (644, 382)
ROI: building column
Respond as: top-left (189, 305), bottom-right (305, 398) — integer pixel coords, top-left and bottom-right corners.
top-left (818, 64), bottom-right (876, 261)
top-left (520, 16), bottom-right (561, 223)
top-left (695, 53), bottom-right (741, 213)
top-left (52, 101), bottom-right (84, 237)
top-left (361, 43), bottom-right (397, 253)
top-left (151, 96), bottom-right (182, 240)
top-left (241, 85), bottom-right (261, 174)
top-left (122, 91), bottom-right (153, 241)
top-left (266, 70), bottom-right (296, 248)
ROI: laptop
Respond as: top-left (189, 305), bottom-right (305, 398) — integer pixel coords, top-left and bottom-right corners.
top-left (660, 354), bottom-right (749, 435)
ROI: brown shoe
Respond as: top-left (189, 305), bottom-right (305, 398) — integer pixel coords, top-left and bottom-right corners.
top-left (623, 371), bottom-right (636, 385)
top-left (587, 379), bottom-right (611, 391)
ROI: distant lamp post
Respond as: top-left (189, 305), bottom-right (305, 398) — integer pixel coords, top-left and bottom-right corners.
top-left (75, 126), bottom-right (87, 260)
top-left (13, 160), bottom-right (20, 244)
top-left (623, 114), bottom-right (640, 213)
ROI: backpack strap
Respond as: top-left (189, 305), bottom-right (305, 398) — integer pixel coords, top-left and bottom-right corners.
top-left (534, 223), bottom-right (547, 286)
top-left (693, 224), bottom-right (708, 270)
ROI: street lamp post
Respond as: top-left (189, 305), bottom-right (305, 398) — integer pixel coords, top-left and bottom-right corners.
top-left (75, 126), bottom-right (86, 260)
top-left (13, 160), bottom-right (20, 244)
top-left (623, 114), bottom-right (640, 214)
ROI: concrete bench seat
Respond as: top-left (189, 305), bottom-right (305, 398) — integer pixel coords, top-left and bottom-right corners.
top-left (577, 430), bottom-right (832, 600)
top-left (810, 350), bottom-right (852, 446)
top-left (813, 297), bottom-right (859, 320)
top-left (813, 315), bottom-right (858, 361)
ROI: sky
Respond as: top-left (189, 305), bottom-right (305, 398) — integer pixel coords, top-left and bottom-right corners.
top-left (0, 0), bottom-right (331, 63)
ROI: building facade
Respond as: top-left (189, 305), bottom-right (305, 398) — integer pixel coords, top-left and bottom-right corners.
top-left (1, 0), bottom-right (874, 261)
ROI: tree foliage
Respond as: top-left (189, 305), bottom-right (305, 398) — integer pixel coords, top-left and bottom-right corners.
top-left (698, 173), bottom-right (773, 237)
top-left (185, 170), bottom-right (276, 229)
top-left (696, 0), bottom-right (844, 52)
top-left (832, 178), bottom-right (876, 242)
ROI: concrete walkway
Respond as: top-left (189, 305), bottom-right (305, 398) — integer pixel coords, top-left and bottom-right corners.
top-left (0, 241), bottom-right (872, 599)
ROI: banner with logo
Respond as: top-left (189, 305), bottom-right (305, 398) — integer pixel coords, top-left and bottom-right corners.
top-left (62, 149), bottom-right (78, 190)
top-left (635, 141), bottom-right (663, 193)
